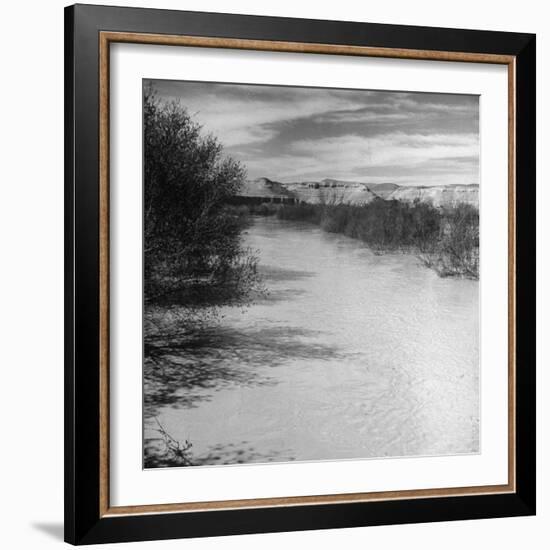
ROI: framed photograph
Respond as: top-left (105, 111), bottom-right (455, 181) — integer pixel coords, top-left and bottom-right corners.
top-left (64, 4), bottom-right (536, 545)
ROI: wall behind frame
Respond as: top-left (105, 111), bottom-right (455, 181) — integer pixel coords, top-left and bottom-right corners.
top-left (0, 0), bottom-right (546, 549)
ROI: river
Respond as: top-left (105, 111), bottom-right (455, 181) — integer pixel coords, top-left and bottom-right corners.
top-left (144, 216), bottom-right (479, 466)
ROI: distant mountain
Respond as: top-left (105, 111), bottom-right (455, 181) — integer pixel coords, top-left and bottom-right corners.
top-left (320, 178), bottom-right (369, 188)
top-left (386, 184), bottom-right (478, 208)
top-left (285, 180), bottom-right (379, 205)
top-left (241, 177), bottom-right (295, 198)
top-left (239, 178), bottom-right (479, 209)
top-left (366, 182), bottom-right (400, 199)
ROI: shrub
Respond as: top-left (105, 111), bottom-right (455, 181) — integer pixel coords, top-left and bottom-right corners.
top-left (143, 85), bottom-right (262, 306)
top-left (275, 199), bottom-right (478, 278)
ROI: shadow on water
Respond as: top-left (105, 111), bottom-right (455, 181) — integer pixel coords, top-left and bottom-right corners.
top-left (259, 264), bottom-right (316, 282)
top-left (252, 264), bottom-right (315, 304)
top-left (144, 439), bottom-right (296, 468)
top-left (144, 325), bottom-right (345, 417)
top-left (252, 285), bottom-right (310, 304)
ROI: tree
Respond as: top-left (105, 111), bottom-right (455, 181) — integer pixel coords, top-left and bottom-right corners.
top-left (143, 85), bottom-right (261, 309)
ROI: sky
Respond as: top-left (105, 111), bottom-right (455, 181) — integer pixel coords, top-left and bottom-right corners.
top-left (146, 79), bottom-right (479, 187)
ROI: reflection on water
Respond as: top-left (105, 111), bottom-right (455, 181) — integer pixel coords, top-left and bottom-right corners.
top-left (144, 217), bottom-right (479, 466)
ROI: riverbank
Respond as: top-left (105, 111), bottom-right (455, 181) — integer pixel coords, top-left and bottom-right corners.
top-left (229, 200), bottom-right (479, 279)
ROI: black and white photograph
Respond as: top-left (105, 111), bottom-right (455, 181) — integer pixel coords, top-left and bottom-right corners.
top-left (142, 79), bottom-right (480, 468)
top-left (0, 0), bottom-right (543, 546)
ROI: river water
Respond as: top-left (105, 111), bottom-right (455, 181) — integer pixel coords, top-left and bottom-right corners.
top-left (145, 216), bottom-right (479, 466)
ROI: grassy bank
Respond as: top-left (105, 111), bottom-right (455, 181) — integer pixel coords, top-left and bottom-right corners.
top-left (237, 200), bottom-right (479, 279)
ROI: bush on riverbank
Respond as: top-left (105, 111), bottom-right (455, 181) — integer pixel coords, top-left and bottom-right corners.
top-left (418, 203), bottom-right (479, 278)
top-left (144, 86), bottom-right (263, 318)
top-left (275, 200), bottom-right (479, 278)
top-left (225, 201), bottom-right (283, 216)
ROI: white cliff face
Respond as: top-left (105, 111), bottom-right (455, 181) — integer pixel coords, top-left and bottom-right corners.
top-left (366, 182), bottom-right (400, 199)
top-left (241, 178), bottom-right (294, 198)
top-left (386, 185), bottom-right (479, 208)
top-left (241, 179), bottom-right (479, 209)
top-left (285, 181), bottom-right (379, 205)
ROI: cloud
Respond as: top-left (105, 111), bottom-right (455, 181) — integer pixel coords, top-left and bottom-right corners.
top-left (153, 82), bottom-right (369, 147)
top-left (293, 132), bottom-right (478, 162)
top-left (242, 132), bottom-right (479, 185)
top-left (146, 79), bottom-right (479, 186)
top-left (315, 110), bottom-right (412, 124)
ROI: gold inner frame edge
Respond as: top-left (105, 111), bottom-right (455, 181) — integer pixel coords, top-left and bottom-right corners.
top-left (98, 31), bottom-right (517, 517)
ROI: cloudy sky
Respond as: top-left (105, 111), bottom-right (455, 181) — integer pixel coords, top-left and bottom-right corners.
top-left (146, 79), bottom-right (479, 187)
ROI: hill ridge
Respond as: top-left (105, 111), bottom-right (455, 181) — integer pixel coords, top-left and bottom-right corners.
top-left (241, 177), bottom-right (479, 208)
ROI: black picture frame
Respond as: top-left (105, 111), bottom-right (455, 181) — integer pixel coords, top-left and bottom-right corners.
top-left (65, 3), bottom-right (536, 545)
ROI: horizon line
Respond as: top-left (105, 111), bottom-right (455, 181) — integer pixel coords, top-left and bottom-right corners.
top-left (248, 176), bottom-right (479, 188)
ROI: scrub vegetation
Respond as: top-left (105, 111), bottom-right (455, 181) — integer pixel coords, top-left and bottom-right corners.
top-left (250, 199), bottom-right (479, 279)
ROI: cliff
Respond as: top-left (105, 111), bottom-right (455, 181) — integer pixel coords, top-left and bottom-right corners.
top-left (386, 184), bottom-right (479, 208)
top-left (240, 178), bottom-right (479, 209)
